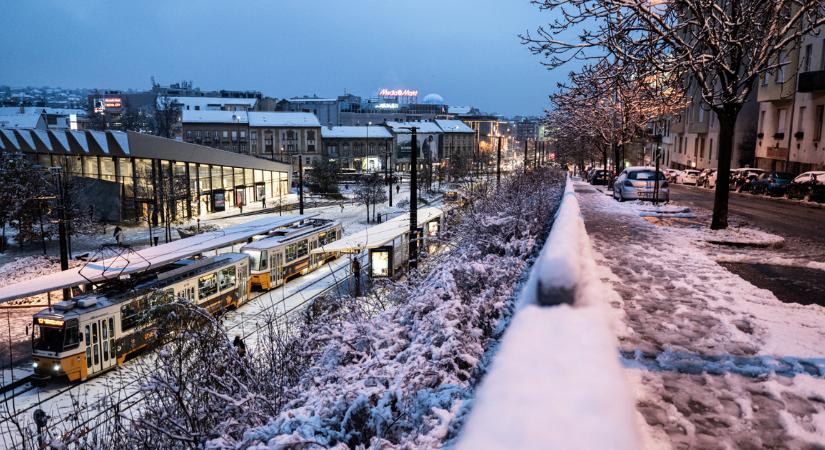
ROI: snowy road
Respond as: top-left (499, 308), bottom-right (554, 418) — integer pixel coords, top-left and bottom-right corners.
top-left (670, 184), bottom-right (825, 244)
top-left (576, 182), bottom-right (825, 449)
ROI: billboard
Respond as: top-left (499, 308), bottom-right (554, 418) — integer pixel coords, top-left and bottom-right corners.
top-left (397, 133), bottom-right (439, 161)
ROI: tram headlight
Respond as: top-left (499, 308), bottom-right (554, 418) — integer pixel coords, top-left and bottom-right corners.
top-left (32, 362), bottom-right (38, 369)
top-left (53, 364), bottom-right (61, 372)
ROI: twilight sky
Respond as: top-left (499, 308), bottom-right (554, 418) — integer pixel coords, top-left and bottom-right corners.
top-left (0, 0), bottom-right (566, 116)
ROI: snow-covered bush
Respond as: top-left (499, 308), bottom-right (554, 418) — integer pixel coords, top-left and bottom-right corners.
top-left (213, 169), bottom-right (565, 449)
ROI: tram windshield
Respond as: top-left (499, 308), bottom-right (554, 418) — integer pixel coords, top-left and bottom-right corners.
top-left (243, 250), bottom-right (268, 271)
top-left (32, 318), bottom-right (79, 352)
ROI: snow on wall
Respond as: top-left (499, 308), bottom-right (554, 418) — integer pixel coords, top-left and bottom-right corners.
top-left (456, 175), bottom-right (640, 450)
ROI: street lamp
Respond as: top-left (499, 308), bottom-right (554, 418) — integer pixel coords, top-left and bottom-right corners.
top-left (489, 133), bottom-right (503, 188)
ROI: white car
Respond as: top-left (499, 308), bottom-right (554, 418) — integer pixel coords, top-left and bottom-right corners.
top-left (676, 169), bottom-right (701, 185)
top-left (613, 166), bottom-right (670, 202)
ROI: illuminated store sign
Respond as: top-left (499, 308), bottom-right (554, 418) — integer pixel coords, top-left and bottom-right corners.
top-left (379, 89), bottom-right (418, 97)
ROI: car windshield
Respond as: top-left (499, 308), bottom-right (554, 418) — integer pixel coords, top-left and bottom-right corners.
top-left (628, 170), bottom-right (665, 180)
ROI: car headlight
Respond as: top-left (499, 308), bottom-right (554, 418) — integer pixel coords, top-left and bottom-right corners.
top-left (53, 364), bottom-right (61, 372)
top-left (32, 362), bottom-right (38, 369)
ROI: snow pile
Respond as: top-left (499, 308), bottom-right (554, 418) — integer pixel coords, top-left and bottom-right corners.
top-left (197, 170), bottom-right (566, 448)
top-left (715, 254), bottom-right (825, 272)
top-left (701, 227), bottom-right (785, 248)
top-left (456, 176), bottom-right (640, 450)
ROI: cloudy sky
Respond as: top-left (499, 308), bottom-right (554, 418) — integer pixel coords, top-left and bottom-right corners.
top-left (0, 0), bottom-right (565, 116)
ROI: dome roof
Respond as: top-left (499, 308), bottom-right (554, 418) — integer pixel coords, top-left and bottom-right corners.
top-left (421, 93), bottom-right (445, 105)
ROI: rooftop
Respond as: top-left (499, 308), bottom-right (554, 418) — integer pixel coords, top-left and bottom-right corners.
top-left (321, 125), bottom-right (393, 139)
top-left (435, 119), bottom-right (474, 134)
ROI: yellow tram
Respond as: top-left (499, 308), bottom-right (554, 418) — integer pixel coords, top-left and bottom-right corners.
top-left (31, 253), bottom-right (250, 382)
top-left (241, 218), bottom-right (342, 290)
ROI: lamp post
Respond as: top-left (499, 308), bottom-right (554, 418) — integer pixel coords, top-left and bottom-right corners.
top-left (495, 134), bottom-right (503, 188)
top-left (298, 155), bottom-right (304, 215)
top-left (402, 126), bottom-right (419, 271)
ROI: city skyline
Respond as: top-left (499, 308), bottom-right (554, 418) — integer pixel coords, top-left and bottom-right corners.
top-left (0, 0), bottom-right (558, 117)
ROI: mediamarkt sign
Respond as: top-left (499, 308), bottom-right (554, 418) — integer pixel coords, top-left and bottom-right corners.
top-left (379, 88), bottom-right (419, 97)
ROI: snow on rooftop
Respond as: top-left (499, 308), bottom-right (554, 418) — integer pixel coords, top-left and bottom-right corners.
top-left (181, 110), bottom-right (249, 124)
top-left (311, 207), bottom-right (443, 253)
top-left (0, 114), bottom-right (43, 129)
top-left (321, 125), bottom-right (392, 139)
top-left (0, 215), bottom-right (315, 303)
top-left (161, 96), bottom-right (258, 111)
top-left (248, 112), bottom-right (321, 127)
top-left (435, 119), bottom-right (474, 133)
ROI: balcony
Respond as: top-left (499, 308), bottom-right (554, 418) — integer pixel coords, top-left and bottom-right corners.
top-left (798, 70), bottom-right (825, 92)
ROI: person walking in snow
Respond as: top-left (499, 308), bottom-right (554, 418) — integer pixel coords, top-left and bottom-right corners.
top-left (261, 197), bottom-right (266, 209)
top-left (233, 335), bottom-right (247, 358)
top-left (396, 184), bottom-right (400, 195)
top-left (340, 202), bottom-right (345, 213)
top-left (113, 226), bottom-right (123, 246)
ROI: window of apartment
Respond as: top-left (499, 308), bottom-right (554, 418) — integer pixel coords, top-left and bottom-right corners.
top-left (693, 138), bottom-right (699, 158)
top-left (777, 108), bottom-right (787, 133)
top-left (307, 130), bottom-right (316, 142)
top-left (231, 131), bottom-right (238, 141)
top-left (759, 110), bottom-right (766, 133)
top-left (761, 72), bottom-right (769, 86)
top-left (798, 106), bottom-right (807, 133)
top-left (709, 139), bottom-right (713, 161)
top-left (699, 137), bottom-right (705, 159)
top-left (804, 44), bottom-right (813, 73)
top-left (815, 105), bottom-right (824, 141)
top-left (698, 107), bottom-right (705, 123)
top-left (821, 39), bottom-right (825, 70)
top-left (777, 50), bottom-right (789, 83)
top-left (240, 130), bottom-right (247, 139)
top-left (222, 130), bottom-right (229, 139)
top-left (185, 130), bottom-right (193, 139)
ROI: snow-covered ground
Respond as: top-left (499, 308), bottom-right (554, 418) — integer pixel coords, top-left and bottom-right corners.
top-left (576, 181), bottom-right (825, 449)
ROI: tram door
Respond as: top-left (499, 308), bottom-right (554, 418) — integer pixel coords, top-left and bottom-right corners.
top-left (270, 253), bottom-right (284, 287)
top-left (238, 264), bottom-right (249, 304)
top-left (84, 315), bottom-right (117, 376)
top-left (309, 240), bottom-right (319, 268)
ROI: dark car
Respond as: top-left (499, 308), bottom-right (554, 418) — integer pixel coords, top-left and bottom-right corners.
top-left (785, 171), bottom-right (825, 202)
top-left (750, 172), bottom-right (795, 196)
top-left (589, 169), bottom-right (610, 185)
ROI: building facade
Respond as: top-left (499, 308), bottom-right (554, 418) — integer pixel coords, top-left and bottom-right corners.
top-left (0, 128), bottom-right (291, 223)
top-left (321, 126), bottom-right (394, 172)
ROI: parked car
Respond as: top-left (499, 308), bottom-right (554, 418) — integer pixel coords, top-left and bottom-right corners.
top-left (749, 172), bottom-right (796, 196)
top-left (784, 171), bottom-right (825, 202)
top-left (731, 168), bottom-right (766, 192)
top-left (706, 169), bottom-right (735, 189)
top-left (697, 169), bottom-right (715, 188)
top-left (676, 169), bottom-right (701, 185)
top-left (589, 169), bottom-right (611, 185)
top-left (613, 166), bottom-right (669, 202)
top-left (664, 169), bottom-right (681, 183)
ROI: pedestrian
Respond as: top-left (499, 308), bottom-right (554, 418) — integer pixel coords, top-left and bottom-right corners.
top-left (262, 197), bottom-right (266, 209)
top-left (396, 184), bottom-right (400, 195)
top-left (233, 335), bottom-right (247, 358)
top-left (340, 202), bottom-right (345, 213)
top-left (113, 226), bottom-right (123, 246)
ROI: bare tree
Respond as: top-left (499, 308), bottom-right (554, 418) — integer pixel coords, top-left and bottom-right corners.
top-left (355, 172), bottom-right (388, 223)
top-left (153, 95), bottom-right (179, 139)
top-left (524, 0), bottom-right (825, 228)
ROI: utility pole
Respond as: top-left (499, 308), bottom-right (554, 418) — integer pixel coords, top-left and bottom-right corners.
top-left (50, 167), bottom-right (70, 300)
top-left (404, 126), bottom-right (419, 271)
top-left (385, 141), bottom-right (392, 207)
top-left (496, 135), bottom-right (502, 188)
top-left (298, 156), bottom-right (304, 215)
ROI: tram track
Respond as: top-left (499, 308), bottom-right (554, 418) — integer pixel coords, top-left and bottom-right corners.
top-left (0, 254), bottom-right (365, 448)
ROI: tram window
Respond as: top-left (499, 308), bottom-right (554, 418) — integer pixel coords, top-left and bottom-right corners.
top-left (103, 341), bottom-right (109, 361)
top-left (198, 273), bottom-right (218, 298)
top-left (260, 250), bottom-right (268, 270)
top-left (33, 323), bottom-right (64, 352)
top-left (121, 300), bottom-right (144, 332)
top-left (102, 320), bottom-right (108, 340)
top-left (286, 243), bottom-right (297, 262)
top-left (218, 266), bottom-right (237, 291)
top-left (63, 319), bottom-right (80, 350)
top-left (86, 347), bottom-right (91, 368)
top-left (92, 323), bottom-right (98, 343)
top-left (109, 318), bottom-right (115, 336)
top-left (93, 345), bottom-right (99, 366)
top-left (85, 325), bottom-right (90, 346)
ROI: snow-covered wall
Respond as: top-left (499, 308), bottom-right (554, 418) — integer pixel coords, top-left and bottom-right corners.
top-left (456, 176), bottom-right (640, 450)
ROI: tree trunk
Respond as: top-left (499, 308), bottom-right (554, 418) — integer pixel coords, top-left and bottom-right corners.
top-left (711, 108), bottom-right (741, 230)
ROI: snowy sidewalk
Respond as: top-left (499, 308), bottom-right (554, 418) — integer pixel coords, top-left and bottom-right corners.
top-left (575, 181), bottom-right (825, 449)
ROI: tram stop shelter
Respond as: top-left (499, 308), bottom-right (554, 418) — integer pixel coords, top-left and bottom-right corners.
top-left (313, 207), bottom-right (444, 278)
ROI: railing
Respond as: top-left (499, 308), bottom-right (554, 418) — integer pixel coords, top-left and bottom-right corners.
top-left (798, 70), bottom-right (825, 92)
top-left (455, 175), bottom-right (639, 450)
